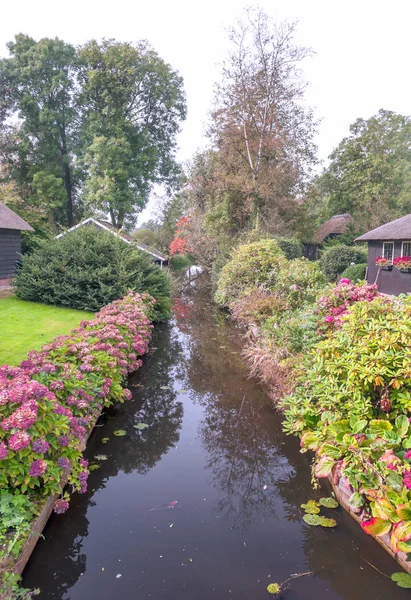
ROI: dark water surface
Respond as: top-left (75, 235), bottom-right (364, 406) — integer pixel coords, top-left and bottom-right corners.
top-left (24, 288), bottom-right (410, 599)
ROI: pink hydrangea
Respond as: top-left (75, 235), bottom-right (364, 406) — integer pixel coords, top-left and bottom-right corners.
top-left (29, 459), bottom-right (48, 477)
top-left (0, 441), bottom-right (8, 460)
top-left (54, 499), bottom-right (69, 514)
top-left (8, 431), bottom-right (31, 451)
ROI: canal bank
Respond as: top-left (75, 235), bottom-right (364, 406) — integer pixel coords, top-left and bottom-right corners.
top-left (23, 286), bottom-right (410, 599)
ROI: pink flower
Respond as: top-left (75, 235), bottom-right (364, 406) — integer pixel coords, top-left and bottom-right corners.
top-left (0, 441), bottom-right (8, 460)
top-left (404, 472), bottom-right (411, 490)
top-left (324, 316), bottom-right (334, 323)
top-left (54, 499), bottom-right (69, 514)
top-left (339, 278), bottom-right (351, 284)
top-left (29, 459), bottom-right (48, 477)
top-left (405, 450), bottom-right (411, 460)
top-left (8, 431), bottom-right (31, 451)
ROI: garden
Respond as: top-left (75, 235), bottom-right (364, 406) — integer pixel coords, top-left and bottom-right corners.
top-left (215, 238), bottom-right (411, 588)
top-left (0, 228), bottom-right (170, 598)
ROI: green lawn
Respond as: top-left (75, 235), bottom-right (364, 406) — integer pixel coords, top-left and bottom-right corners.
top-left (0, 296), bottom-right (93, 366)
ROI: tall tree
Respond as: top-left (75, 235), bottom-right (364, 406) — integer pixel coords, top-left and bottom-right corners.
top-left (208, 8), bottom-right (317, 233)
top-left (78, 39), bottom-right (186, 229)
top-left (310, 109), bottom-right (411, 232)
top-left (0, 35), bottom-right (79, 227)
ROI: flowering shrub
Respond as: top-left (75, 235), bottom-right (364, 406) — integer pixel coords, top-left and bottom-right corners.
top-left (281, 295), bottom-right (411, 552)
top-left (394, 256), bottom-right (411, 270)
top-left (316, 280), bottom-right (380, 332)
top-left (375, 256), bottom-right (392, 267)
top-left (0, 291), bottom-right (154, 507)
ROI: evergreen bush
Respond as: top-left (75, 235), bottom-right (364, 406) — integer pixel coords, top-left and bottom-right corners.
top-left (274, 237), bottom-right (303, 260)
top-left (319, 245), bottom-right (367, 281)
top-left (16, 227), bottom-right (171, 319)
top-left (340, 263), bottom-right (367, 283)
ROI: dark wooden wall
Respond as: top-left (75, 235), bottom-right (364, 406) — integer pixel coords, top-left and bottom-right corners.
top-left (366, 240), bottom-right (411, 295)
top-left (0, 228), bottom-right (22, 280)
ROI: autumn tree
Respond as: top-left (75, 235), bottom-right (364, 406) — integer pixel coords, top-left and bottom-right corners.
top-left (207, 8), bottom-right (317, 234)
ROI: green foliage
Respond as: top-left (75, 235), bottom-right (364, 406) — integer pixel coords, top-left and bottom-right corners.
top-left (262, 307), bottom-right (320, 355)
top-left (340, 263), bottom-right (367, 283)
top-left (276, 258), bottom-right (327, 309)
top-left (169, 254), bottom-right (194, 272)
top-left (310, 109), bottom-right (411, 233)
top-left (0, 491), bottom-right (36, 560)
top-left (15, 227), bottom-right (171, 319)
top-left (215, 240), bottom-right (286, 306)
top-left (0, 573), bottom-right (38, 600)
top-left (319, 245), bottom-right (367, 281)
top-left (274, 237), bottom-right (303, 260)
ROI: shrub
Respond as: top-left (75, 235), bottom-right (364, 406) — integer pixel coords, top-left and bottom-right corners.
top-left (169, 254), bottom-right (194, 271)
top-left (215, 239), bottom-right (286, 307)
top-left (274, 237), bottom-right (303, 260)
top-left (319, 245), bottom-right (367, 281)
top-left (340, 263), bottom-right (367, 283)
top-left (0, 292), bottom-right (153, 501)
top-left (230, 290), bottom-right (288, 327)
top-left (281, 296), bottom-right (411, 546)
top-left (16, 227), bottom-right (171, 320)
top-left (276, 258), bottom-right (327, 309)
top-left (262, 307), bottom-right (320, 355)
top-left (316, 280), bottom-right (380, 332)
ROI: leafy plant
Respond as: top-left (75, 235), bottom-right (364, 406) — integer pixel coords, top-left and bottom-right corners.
top-left (340, 263), bottom-right (367, 283)
top-left (320, 245), bottom-right (367, 281)
top-left (16, 227), bottom-right (171, 320)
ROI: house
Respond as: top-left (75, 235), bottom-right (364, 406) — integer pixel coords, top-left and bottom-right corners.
top-left (56, 217), bottom-right (169, 266)
top-left (355, 214), bottom-right (411, 295)
top-left (303, 214), bottom-right (352, 261)
top-left (0, 202), bottom-right (34, 285)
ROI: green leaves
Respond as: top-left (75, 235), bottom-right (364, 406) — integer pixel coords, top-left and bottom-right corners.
top-left (314, 456), bottom-right (336, 478)
top-left (369, 420), bottom-right (393, 435)
top-left (349, 492), bottom-right (364, 508)
top-left (113, 430), bottom-right (127, 437)
top-left (361, 517), bottom-right (392, 536)
top-left (301, 501), bottom-right (320, 514)
top-left (395, 415), bottom-right (410, 438)
top-left (319, 497), bottom-right (338, 509)
top-left (303, 514), bottom-right (337, 527)
top-left (391, 572), bottom-right (411, 588)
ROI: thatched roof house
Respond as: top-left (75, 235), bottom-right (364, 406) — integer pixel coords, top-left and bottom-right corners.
top-left (303, 213), bottom-right (352, 261)
top-left (356, 214), bottom-right (411, 295)
top-left (0, 202), bottom-right (34, 284)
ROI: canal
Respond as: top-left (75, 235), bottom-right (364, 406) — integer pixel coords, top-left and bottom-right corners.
top-left (23, 285), bottom-right (410, 599)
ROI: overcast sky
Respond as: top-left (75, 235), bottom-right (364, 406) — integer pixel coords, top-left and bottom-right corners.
top-left (1, 0), bottom-right (410, 222)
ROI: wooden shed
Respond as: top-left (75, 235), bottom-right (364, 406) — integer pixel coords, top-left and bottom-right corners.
top-left (0, 202), bottom-right (34, 285)
top-left (356, 214), bottom-right (411, 295)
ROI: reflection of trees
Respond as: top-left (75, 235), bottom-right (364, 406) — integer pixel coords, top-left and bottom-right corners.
top-left (23, 322), bottom-right (184, 598)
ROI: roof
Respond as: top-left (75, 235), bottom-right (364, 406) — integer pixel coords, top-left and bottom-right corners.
top-left (313, 213), bottom-right (352, 244)
top-left (56, 217), bottom-right (168, 261)
top-left (0, 202), bottom-right (34, 232)
top-left (355, 214), bottom-right (411, 242)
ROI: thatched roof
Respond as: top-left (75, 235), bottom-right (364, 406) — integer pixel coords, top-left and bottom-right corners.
top-left (313, 213), bottom-right (352, 243)
top-left (355, 214), bottom-right (411, 242)
top-left (0, 202), bottom-right (34, 231)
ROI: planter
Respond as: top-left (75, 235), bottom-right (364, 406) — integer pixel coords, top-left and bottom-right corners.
top-left (398, 268), bottom-right (411, 273)
top-left (381, 265), bottom-right (393, 271)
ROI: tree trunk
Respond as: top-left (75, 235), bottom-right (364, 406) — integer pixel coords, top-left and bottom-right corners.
top-left (63, 160), bottom-right (73, 227)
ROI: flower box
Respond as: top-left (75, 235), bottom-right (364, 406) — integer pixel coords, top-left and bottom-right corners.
top-left (394, 256), bottom-right (411, 271)
top-left (399, 268), bottom-right (411, 273)
top-left (375, 256), bottom-right (393, 269)
top-left (381, 265), bottom-right (393, 271)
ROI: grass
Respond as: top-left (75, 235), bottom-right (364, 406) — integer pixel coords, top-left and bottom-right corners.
top-left (0, 296), bottom-right (93, 366)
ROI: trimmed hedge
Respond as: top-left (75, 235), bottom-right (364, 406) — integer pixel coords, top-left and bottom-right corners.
top-left (340, 263), bottom-right (367, 283)
top-left (16, 227), bottom-right (171, 320)
top-left (319, 245), bottom-right (367, 281)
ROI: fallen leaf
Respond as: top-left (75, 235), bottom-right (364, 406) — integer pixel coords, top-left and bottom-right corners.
top-left (160, 386), bottom-right (170, 390)
top-left (89, 464), bottom-right (100, 471)
top-left (267, 583), bottom-right (280, 594)
top-left (134, 423), bottom-right (149, 430)
top-left (113, 430), bottom-right (127, 437)
top-left (94, 454), bottom-right (108, 461)
top-left (101, 437), bottom-right (110, 444)
top-left (319, 497), bottom-right (339, 509)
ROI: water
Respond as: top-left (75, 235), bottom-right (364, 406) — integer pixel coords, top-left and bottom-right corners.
top-left (23, 286), bottom-right (410, 599)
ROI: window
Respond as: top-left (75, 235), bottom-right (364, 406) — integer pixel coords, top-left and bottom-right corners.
top-left (402, 242), bottom-right (411, 257)
top-left (383, 242), bottom-right (394, 262)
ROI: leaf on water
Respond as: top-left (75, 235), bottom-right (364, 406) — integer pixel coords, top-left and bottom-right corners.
top-left (301, 503), bottom-right (320, 514)
top-left (319, 517), bottom-right (337, 528)
top-left (178, 390), bottom-right (188, 394)
top-left (391, 572), bottom-right (411, 588)
top-left (89, 464), bottom-right (100, 471)
top-left (267, 583), bottom-right (280, 594)
top-left (101, 437), bottom-right (110, 445)
top-left (160, 386), bottom-right (170, 390)
top-left (319, 497), bottom-right (339, 509)
top-left (94, 454), bottom-right (108, 461)
top-left (303, 514), bottom-right (322, 526)
top-left (134, 423), bottom-right (149, 430)
top-left (113, 430), bottom-right (127, 437)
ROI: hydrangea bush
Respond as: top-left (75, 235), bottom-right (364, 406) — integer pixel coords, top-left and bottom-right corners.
top-left (0, 291), bottom-right (154, 511)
